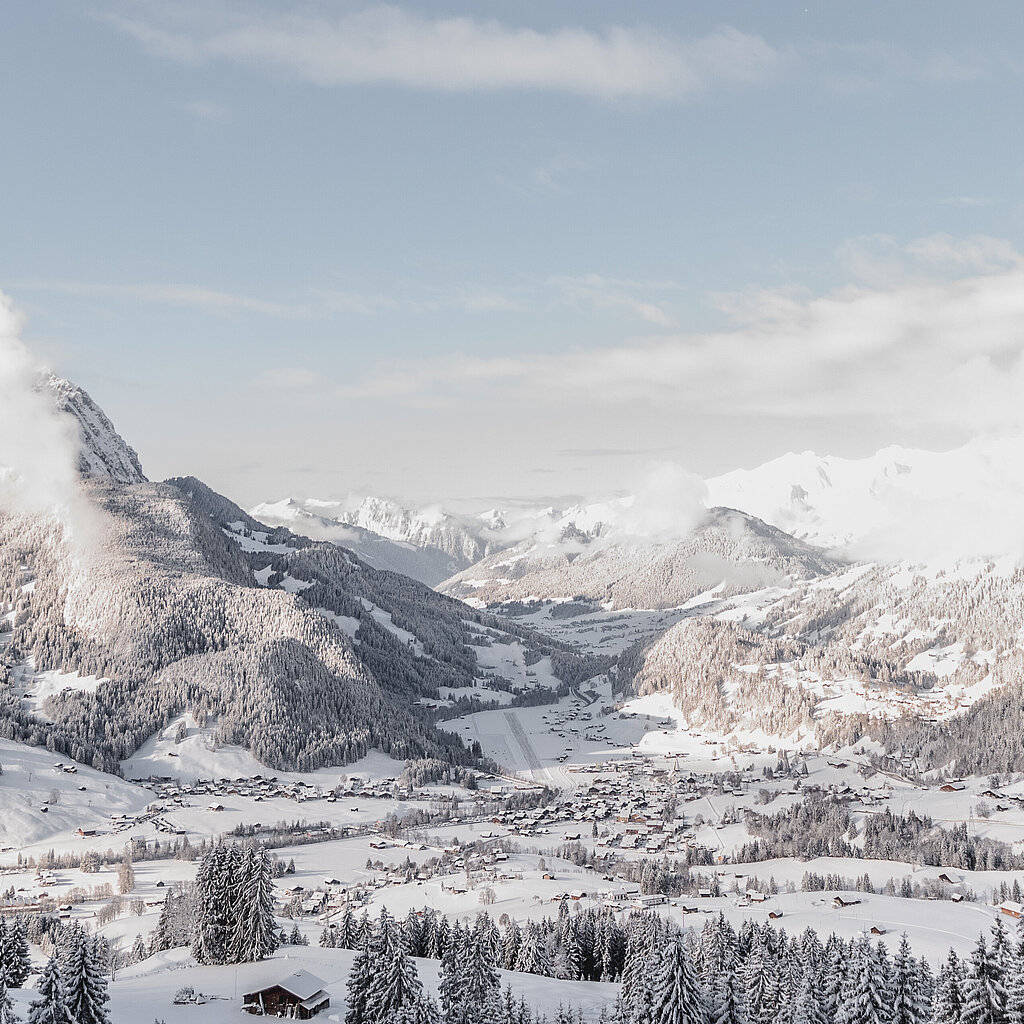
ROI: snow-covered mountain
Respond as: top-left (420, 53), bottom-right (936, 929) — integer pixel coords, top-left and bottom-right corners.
top-left (441, 506), bottom-right (842, 610)
top-left (249, 495), bottom-right (502, 586)
top-left (706, 438), bottom-right (1024, 560)
top-left (44, 374), bottom-right (147, 484)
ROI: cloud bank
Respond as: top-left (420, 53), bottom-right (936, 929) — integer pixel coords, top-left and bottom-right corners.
top-left (109, 4), bottom-right (782, 100)
top-left (344, 234), bottom-right (1024, 442)
top-left (0, 292), bottom-right (96, 552)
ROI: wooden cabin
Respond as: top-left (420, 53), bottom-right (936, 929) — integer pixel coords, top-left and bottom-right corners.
top-left (242, 970), bottom-right (330, 1019)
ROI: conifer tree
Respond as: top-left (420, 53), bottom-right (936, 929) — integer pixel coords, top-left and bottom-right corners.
top-left (345, 934), bottom-right (375, 1024)
top-left (0, 980), bottom-right (18, 1024)
top-left (710, 965), bottom-right (748, 1024)
top-left (365, 910), bottom-right (426, 1024)
top-left (892, 934), bottom-right (930, 1024)
top-left (962, 932), bottom-right (1008, 1024)
top-left (649, 937), bottom-right (708, 1024)
top-left (27, 958), bottom-right (74, 1024)
top-left (933, 949), bottom-right (966, 1024)
top-left (792, 971), bottom-right (825, 1024)
top-left (63, 931), bottom-right (110, 1024)
top-left (835, 938), bottom-right (892, 1024)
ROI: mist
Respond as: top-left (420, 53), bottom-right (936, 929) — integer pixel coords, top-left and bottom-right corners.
top-left (0, 290), bottom-right (96, 553)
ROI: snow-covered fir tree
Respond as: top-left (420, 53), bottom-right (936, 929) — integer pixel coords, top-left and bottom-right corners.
top-left (0, 980), bottom-right (19, 1024)
top-left (647, 936), bottom-right (708, 1024)
top-left (962, 931), bottom-right (1008, 1024)
top-left (61, 928), bottom-right (110, 1024)
top-left (27, 958), bottom-right (74, 1024)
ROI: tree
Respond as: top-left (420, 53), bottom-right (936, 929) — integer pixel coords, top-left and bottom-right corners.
top-left (346, 935), bottom-right (374, 1024)
top-left (62, 929), bottom-right (110, 1024)
top-left (229, 846), bottom-right (278, 963)
top-left (891, 935), bottom-right (930, 1024)
top-left (365, 915), bottom-right (424, 1024)
top-left (27, 958), bottom-right (74, 1024)
top-left (962, 933), bottom-right (1007, 1024)
top-left (835, 939), bottom-right (891, 1024)
top-left (117, 858), bottom-right (135, 895)
top-left (648, 937), bottom-right (708, 1024)
top-left (0, 980), bottom-right (19, 1024)
top-left (933, 949), bottom-right (966, 1024)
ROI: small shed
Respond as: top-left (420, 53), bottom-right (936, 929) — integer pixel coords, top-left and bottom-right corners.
top-left (242, 969), bottom-right (330, 1019)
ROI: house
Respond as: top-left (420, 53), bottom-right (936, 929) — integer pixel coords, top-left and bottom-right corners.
top-left (242, 970), bottom-right (330, 1019)
top-left (937, 873), bottom-right (960, 885)
top-left (939, 783), bottom-right (965, 793)
top-left (768, 911), bottom-right (784, 920)
top-left (999, 901), bottom-right (1023, 919)
top-left (833, 896), bottom-right (861, 908)
top-left (870, 926), bottom-right (887, 936)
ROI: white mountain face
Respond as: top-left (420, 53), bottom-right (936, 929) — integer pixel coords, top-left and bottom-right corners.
top-left (706, 438), bottom-right (1024, 560)
top-left (249, 495), bottom-right (498, 586)
top-left (45, 374), bottom-right (147, 484)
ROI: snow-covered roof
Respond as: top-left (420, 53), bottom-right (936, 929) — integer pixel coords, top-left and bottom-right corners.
top-left (266, 970), bottom-right (327, 1001)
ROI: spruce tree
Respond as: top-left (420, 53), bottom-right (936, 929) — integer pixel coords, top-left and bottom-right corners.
top-left (835, 938), bottom-right (892, 1024)
top-left (892, 935), bottom-right (930, 1024)
top-left (0, 980), bottom-right (18, 1024)
top-left (27, 958), bottom-right (74, 1024)
top-left (648, 937), bottom-right (708, 1024)
top-left (345, 934), bottom-right (375, 1024)
top-left (365, 915), bottom-right (424, 1024)
top-left (933, 949), bottom-right (966, 1024)
top-left (963, 933), bottom-right (1008, 1024)
top-left (62, 929), bottom-right (110, 1024)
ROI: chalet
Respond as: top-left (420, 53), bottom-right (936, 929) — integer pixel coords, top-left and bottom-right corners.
top-left (999, 901), bottom-right (1023, 919)
top-left (242, 970), bottom-right (330, 1019)
top-left (746, 890), bottom-right (767, 903)
top-left (768, 911), bottom-right (784, 920)
top-left (832, 896), bottom-right (861, 908)
top-left (939, 783), bottom-right (966, 793)
top-left (937, 873), bottom-right (960, 885)
top-left (870, 927), bottom-right (887, 936)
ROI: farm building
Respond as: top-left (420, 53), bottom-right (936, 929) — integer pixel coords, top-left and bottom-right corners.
top-left (242, 970), bottom-right (330, 1019)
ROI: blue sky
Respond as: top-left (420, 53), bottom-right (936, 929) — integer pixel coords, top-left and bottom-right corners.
top-left (3, 1), bottom-right (1024, 507)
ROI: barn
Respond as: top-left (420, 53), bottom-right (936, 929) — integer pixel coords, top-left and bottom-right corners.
top-left (242, 970), bottom-right (330, 1019)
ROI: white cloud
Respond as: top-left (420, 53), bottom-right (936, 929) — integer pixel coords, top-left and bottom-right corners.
top-left (108, 5), bottom-right (782, 101)
top-left (0, 292), bottom-right (99, 554)
top-left (343, 236), bottom-right (1024, 443)
top-left (11, 279), bottom-right (303, 316)
top-left (555, 273), bottom-right (679, 326)
top-left (183, 98), bottom-right (230, 121)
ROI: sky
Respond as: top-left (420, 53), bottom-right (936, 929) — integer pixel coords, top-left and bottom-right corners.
top-left (3, 1), bottom-right (1024, 509)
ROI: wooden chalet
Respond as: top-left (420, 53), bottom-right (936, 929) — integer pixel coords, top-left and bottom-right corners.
top-left (242, 970), bottom-right (330, 1019)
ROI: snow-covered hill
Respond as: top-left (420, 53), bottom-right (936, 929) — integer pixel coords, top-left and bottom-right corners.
top-left (706, 438), bottom-right (1024, 560)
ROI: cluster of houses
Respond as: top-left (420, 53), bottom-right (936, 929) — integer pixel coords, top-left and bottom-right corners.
top-left (128, 773), bottom-right (411, 807)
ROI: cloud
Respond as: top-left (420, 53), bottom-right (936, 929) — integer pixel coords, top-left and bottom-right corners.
top-left (11, 279), bottom-right (303, 316)
top-left (107, 5), bottom-right (782, 101)
top-left (183, 98), bottom-right (230, 121)
top-left (555, 274), bottom-right (679, 326)
top-left (342, 235), bottom-right (1024, 443)
top-left (617, 462), bottom-right (708, 541)
top-left (0, 292), bottom-right (98, 554)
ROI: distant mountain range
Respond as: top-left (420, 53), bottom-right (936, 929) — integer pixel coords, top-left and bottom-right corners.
top-left (6, 377), bottom-right (1024, 778)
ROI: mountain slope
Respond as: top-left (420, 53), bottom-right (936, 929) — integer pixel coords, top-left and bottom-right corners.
top-left (44, 375), bottom-right (147, 484)
top-left (706, 438), bottom-right (1024, 559)
top-left (441, 507), bottom-right (842, 610)
top-left (249, 497), bottom-right (482, 586)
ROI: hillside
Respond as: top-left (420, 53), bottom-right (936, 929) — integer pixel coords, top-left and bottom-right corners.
top-left (441, 506), bottom-right (842, 610)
